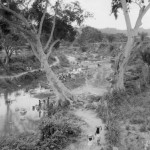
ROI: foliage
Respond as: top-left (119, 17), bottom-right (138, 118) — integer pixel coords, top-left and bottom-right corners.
top-left (105, 120), bottom-right (120, 147)
top-left (106, 34), bottom-right (115, 43)
top-left (109, 44), bottom-right (115, 52)
top-left (0, 111), bottom-right (81, 150)
top-left (0, 0), bottom-right (92, 45)
top-left (138, 32), bottom-right (148, 42)
top-left (9, 55), bottom-right (40, 73)
top-left (130, 117), bottom-right (145, 124)
top-left (38, 111), bottom-right (81, 150)
top-left (96, 104), bottom-right (108, 123)
top-left (111, 0), bottom-right (134, 19)
top-left (77, 26), bottom-right (103, 46)
top-left (80, 45), bottom-right (88, 52)
top-left (58, 54), bottom-right (70, 67)
top-left (0, 32), bottom-right (26, 56)
top-left (0, 133), bottom-right (40, 150)
top-left (140, 46), bottom-right (150, 66)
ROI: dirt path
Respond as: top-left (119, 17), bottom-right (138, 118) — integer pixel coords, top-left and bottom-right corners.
top-left (66, 109), bottom-right (106, 150)
top-left (65, 60), bottom-right (112, 150)
top-left (65, 83), bottom-right (108, 150)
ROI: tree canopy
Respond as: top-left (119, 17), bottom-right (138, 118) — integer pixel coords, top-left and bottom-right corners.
top-left (111, 0), bottom-right (148, 19)
top-left (0, 0), bottom-right (92, 47)
top-left (77, 26), bottom-right (103, 46)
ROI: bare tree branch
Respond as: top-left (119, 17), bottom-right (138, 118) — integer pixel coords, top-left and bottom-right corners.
top-left (46, 39), bottom-right (60, 59)
top-left (134, 3), bottom-right (150, 31)
top-left (0, 3), bottom-right (30, 28)
top-left (38, 0), bottom-right (48, 37)
top-left (44, 1), bottom-right (59, 51)
top-left (132, 0), bottom-right (142, 8)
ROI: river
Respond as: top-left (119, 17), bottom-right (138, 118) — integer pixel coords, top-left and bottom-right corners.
top-left (0, 86), bottom-right (51, 137)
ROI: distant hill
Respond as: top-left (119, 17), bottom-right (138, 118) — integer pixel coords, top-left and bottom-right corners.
top-left (100, 28), bottom-right (126, 34)
top-left (100, 28), bottom-right (150, 35)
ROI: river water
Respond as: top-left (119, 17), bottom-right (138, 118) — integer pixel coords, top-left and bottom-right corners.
top-left (0, 86), bottom-right (51, 137)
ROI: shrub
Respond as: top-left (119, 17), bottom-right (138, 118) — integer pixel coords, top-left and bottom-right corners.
top-left (130, 117), bottom-right (145, 125)
top-left (139, 125), bottom-right (147, 132)
top-left (58, 54), bottom-right (70, 67)
top-left (0, 133), bottom-right (40, 150)
top-left (38, 111), bottom-right (81, 150)
top-left (9, 62), bottom-right (26, 73)
top-left (99, 43), bottom-right (108, 49)
top-left (105, 120), bottom-right (120, 147)
top-left (109, 45), bottom-right (114, 52)
top-left (96, 104), bottom-right (108, 123)
top-left (80, 46), bottom-right (88, 52)
top-left (0, 111), bottom-right (81, 150)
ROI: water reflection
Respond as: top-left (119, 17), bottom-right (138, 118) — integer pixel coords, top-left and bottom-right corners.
top-left (0, 87), bottom-right (51, 137)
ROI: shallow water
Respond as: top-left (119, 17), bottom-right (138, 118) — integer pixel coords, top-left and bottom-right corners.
top-left (0, 86), bottom-right (51, 137)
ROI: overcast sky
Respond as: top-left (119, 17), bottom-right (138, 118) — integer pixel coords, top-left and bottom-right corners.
top-left (65, 0), bottom-right (150, 30)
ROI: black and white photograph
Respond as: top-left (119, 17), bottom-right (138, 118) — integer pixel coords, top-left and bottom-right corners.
top-left (0, 0), bottom-right (150, 149)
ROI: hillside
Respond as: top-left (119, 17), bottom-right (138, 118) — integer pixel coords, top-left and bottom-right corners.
top-left (100, 27), bottom-right (150, 35)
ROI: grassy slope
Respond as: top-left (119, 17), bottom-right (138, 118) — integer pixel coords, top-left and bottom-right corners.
top-left (95, 87), bottom-right (150, 149)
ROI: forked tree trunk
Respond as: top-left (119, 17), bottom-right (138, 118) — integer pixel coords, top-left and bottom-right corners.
top-left (115, 36), bottom-right (134, 90)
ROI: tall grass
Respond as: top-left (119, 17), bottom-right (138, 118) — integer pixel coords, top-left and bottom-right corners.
top-left (96, 90), bottom-right (130, 148)
top-left (0, 109), bottom-right (81, 150)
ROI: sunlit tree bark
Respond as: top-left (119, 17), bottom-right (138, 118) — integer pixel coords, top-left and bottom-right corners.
top-left (112, 0), bottom-right (150, 90)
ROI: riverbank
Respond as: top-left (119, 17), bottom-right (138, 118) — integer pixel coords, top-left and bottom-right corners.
top-left (0, 52), bottom-right (112, 150)
top-left (95, 87), bottom-right (150, 150)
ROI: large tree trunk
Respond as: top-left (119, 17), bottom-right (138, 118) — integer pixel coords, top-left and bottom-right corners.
top-left (37, 44), bottom-right (74, 105)
top-left (42, 58), bottom-right (74, 104)
top-left (115, 36), bottom-right (134, 90)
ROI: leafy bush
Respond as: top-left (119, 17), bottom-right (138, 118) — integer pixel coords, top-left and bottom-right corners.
top-left (58, 54), bottom-right (70, 67)
top-left (9, 62), bottom-right (26, 73)
top-left (0, 133), bottom-right (40, 150)
top-left (105, 120), bottom-right (120, 147)
top-left (96, 104), bottom-right (108, 123)
top-left (80, 46), bottom-right (88, 52)
top-left (102, 90), bottom-right (128, 118)
top-left (99, 43), bottom-right (108, 49)
top-left (38, 111), bottom-right (81, 150)
top-left (0, 111), bottom-right (81, 150)
top-left (109, 45), bottom-right (114, 52)
top-left (130, 118), bottom-right (145, 125)
top-left (139, 125), bottom-right (147, 132)
top-left (8, 55), bottom-right (40, 74)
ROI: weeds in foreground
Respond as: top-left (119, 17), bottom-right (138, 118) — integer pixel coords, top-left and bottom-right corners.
top-left (0, 111), bottom-right (81, 150)
top-left (39, 112), bottom-right (81, 149)
top-left (105, 120), bottom-right (120, 148)
top-left (96, 85), bottom-right (150, 149)
top-left (96, 90), bottom-right (131, 147)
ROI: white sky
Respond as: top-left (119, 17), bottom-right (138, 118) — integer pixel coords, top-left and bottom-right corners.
top-left (65, 0), bottom-right (150, 30)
